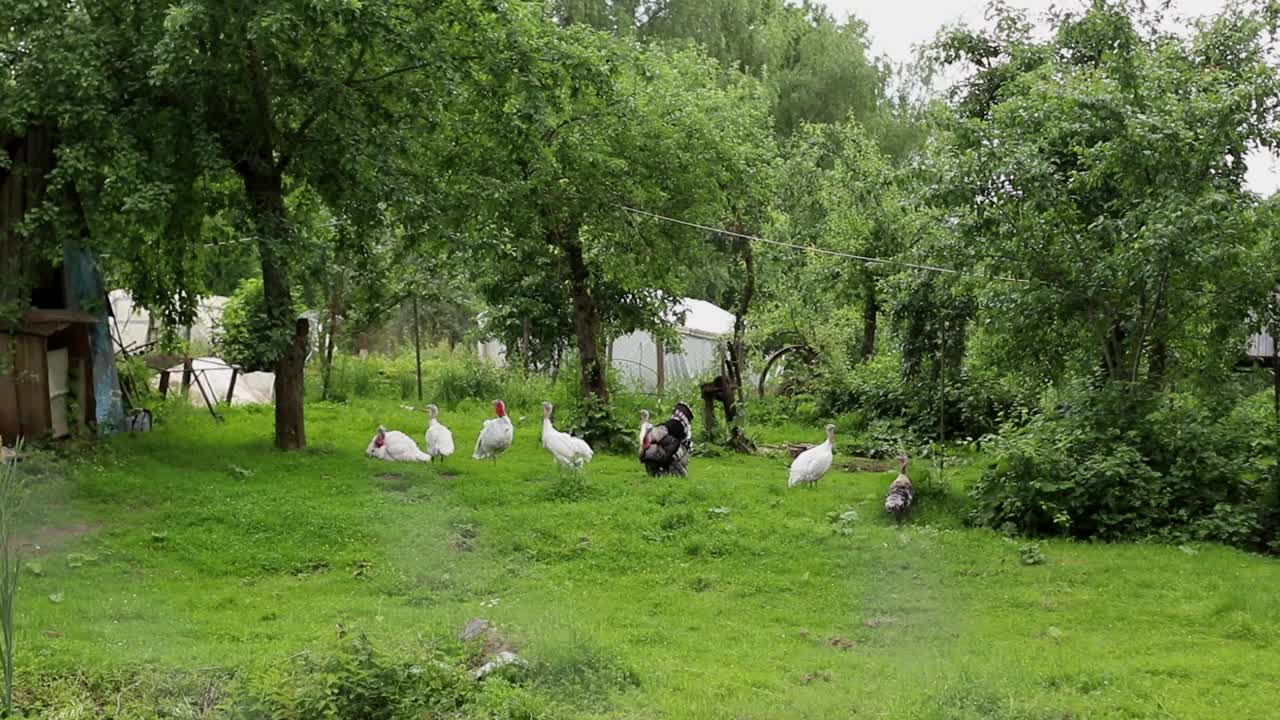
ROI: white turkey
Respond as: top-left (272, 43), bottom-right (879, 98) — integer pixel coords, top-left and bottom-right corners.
top-left (640, 402), bottom-right (694, 477)
top-left (425, 404), bottom-right (455, 462)
top-left (788, 424), bottom-right (835, 489)
top-left (884, 455), bottom-right (914, 520)
top-left (473, 399), bottom-right (514, 462)
top-left (366, 425), bottom-right (432, 462)
top-left (638, 409), bottom-right (653, 450)
top-left (541, 401), bottom-right (593, 470)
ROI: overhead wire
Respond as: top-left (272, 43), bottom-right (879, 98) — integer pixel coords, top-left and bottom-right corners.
top-left (615, 204), bottom-right (1035, 286)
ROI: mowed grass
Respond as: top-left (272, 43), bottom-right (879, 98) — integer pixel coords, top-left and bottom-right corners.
top-left (14, 399), bottom-right (1280, 718)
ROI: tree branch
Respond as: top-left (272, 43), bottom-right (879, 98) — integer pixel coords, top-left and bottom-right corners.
top-left (277, 46), bottom-right (370, 174)
top-left (348, 61), bottom-right (436, 85)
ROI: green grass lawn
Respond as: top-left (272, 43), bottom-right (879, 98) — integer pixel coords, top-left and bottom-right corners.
top-left (14, 399), bottom-right (1280, 718)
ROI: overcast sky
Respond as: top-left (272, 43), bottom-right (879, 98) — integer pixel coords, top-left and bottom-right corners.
top-left (822, 0), bottom-right (1280, 195)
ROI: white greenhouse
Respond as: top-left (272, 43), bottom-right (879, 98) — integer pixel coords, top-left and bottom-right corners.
top-left (477, 297), bottom-right (737, 392)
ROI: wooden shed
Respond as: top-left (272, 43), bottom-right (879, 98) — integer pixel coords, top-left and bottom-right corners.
top-left (4, 126), bottom-right (127, 444)
top-left (0, 240), bottom-right (124, 443)
top-left (0, 308), bottom-right (100, 440)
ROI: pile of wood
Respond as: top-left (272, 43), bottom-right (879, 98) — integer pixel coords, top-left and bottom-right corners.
top-left (784, 443), bottom-right (815, 459)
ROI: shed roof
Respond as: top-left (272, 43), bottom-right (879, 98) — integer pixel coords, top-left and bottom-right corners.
top-left (0, 308), bottom-right (101, 336)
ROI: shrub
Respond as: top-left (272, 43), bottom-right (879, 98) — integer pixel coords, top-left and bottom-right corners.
top-left (970, 384), bottom-right (1278, 552)
top-left (215, 278), bottom-right (300, 372)
top-left (231, 634), bottom-right (477, 720)
top-left (433, 357), bottom-right (508, 408)
top-left (807, 351), bottom-right (1023, 444)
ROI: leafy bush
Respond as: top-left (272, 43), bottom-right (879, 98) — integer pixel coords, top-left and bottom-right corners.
top-left (559, 394), bottom-right (631, 453)
top-left (231, 634), bottom-right (477, 720)
top-left (433, 357), bottom-right (510, 408)
top-left (805, 351), bottom-right (1022, 444)
top-left (970, 385), bottom-right (1278, 552)
top-left (215, 278), bottom-right (300, 372)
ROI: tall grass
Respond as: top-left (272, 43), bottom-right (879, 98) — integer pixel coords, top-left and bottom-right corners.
top-left (0, 439), bottom-right (25, 713)
top-left (309, 349), bottom-right (554, 409)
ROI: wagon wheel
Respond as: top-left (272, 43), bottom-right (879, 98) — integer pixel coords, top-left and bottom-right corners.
top-left (757, 345), bottom-right (816, 398)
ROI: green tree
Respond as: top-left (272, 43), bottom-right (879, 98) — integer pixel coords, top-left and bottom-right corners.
top-left (930, 0), bottom-right (1280, 391)
top-left (455, 25), bottom-right (775, 403)
top-left (551, 0), bottom-right (891, 140)
top-left (3, 0), bottom-right (518, 448)
top-left (759, 121), bottom-right (905, 367)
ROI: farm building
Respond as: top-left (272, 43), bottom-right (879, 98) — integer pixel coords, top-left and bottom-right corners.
top-left (477, 297), bottom-right (738, 392)
top-left (1249, 329), bottom-right (1276, 365)
top-left (0, 246), bottom-right (125, 441)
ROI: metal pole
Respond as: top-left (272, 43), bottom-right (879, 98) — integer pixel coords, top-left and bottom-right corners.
top-left (412, 293), bottom-right (423, 403)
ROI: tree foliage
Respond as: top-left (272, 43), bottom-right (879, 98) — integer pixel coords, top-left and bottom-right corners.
top-left (453, 23), bottom-right (775, 401)
top-left (930, 0), bottom-right (1280, 390)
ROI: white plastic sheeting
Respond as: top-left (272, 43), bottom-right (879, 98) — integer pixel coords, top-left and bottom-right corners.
top-left (109, 289), bottom-right (229, 352)
top-left (476, 297), bottom-right (738, 391)
top-left (155, 357), bottom-right (275, 406)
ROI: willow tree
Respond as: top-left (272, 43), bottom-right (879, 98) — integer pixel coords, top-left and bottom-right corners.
top-left (551, 0), bottom-right (891, 140)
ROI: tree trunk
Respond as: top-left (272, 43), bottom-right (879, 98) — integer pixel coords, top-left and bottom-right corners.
top-left (274, 317), bottom-right (309, 449)
top-left (1147, 298), bottom-right (1169, 387)
top-left (558, 230), bottom-right (609, 402)
top-left (1101, 322), bottom-right (1127, 382)
top-left (861, 275), bottom-right (879, 362)
top-left (521, 317), bottom-right (532, 372)
top-left (239, 165), bottom-right (306, 449)
top-left (412, 293), bottom-right (423, 402)
top-left (655, 338), bottom-right (666, 396)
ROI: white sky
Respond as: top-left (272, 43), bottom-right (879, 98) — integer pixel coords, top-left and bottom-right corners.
top-left (824, 0), bottom-right (1280, 195)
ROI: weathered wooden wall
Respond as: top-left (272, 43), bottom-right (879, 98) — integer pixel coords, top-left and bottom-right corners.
top-left (0, 332), bottom-right (51, 441)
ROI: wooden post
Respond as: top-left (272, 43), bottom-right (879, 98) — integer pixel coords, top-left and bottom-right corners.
top-left (158, 368), bottom-right (170, 398)
top-left (1272, 319), bottom-right (1278, 429)
top-left (521, 317), bottom-right (532, 372)
top-left (703, 395), bottom-right (717, 438)
top-left (655, 338), bottom-right (666, 397)
top-left (180, 357), bottom-right (193, 395)
top-left (412, 294), bottom-right (423, 402)
top-left (226, 367), bottom-right (239, 404)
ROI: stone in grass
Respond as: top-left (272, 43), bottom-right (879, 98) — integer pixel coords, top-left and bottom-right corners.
top-left (460, 618), bottom-right (524, 680)
top-left (460, 618), bottom-right (496, 643)
top-left (473, 650), bottom-right (525, 680)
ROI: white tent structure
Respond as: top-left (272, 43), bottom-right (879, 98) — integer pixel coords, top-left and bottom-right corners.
top-left (476, 297), bottom-right (738, 392)
top-left (155, 358), bottom-right (276, 407)
top-left (108, 289), bottom-right (229, 352)
top-left (611, 298), bottom-right (736, 391)
top-left (109, 290), bottom-right (277, 407)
